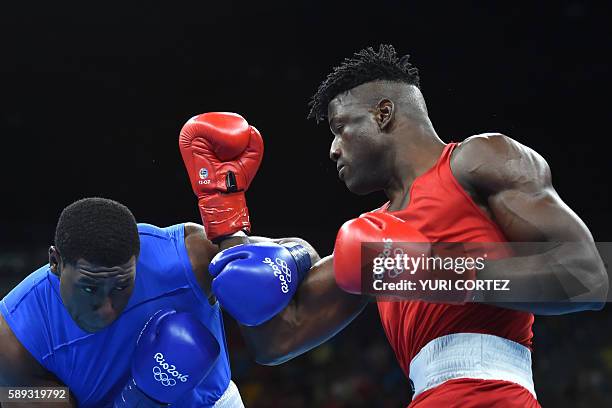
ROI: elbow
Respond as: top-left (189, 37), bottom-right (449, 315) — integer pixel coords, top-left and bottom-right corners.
top-left (589, 261), bottom-right (609, 300)
top-left (578, 263), bottom-right (609, 312)
top-left (581, 244), bottom-right (609, 308)
top-left (251, 341), bottom-right (296, 366)
top-left (587, 274), bottom-right (609, 311)
top-left (254, 352), bottom-right (290, 366)
top-left (243, 322), bottom-right (301, 366)
top-left (242, 303), bottom-right (307, 366)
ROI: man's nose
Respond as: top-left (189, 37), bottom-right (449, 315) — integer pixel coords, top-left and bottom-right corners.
top-left (93, 297), bottom-right (115, 322)
top-left (330, 137), bottom-right (341, 162)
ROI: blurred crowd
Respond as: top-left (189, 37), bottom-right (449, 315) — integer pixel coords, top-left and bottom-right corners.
top-left (1, 252), bottom-right (611, 407)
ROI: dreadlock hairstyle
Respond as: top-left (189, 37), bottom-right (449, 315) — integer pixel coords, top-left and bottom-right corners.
top-left (308, 44), bottom-right (420, 123)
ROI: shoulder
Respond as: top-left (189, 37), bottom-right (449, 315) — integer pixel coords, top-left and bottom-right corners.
top-left (1, 266), bottom-right (50, 312)
top-left (183, 223), bottom-right (218, 303)
top-left (183, 223), bottom-right (218, 266)
top-left (451, 133), bottom-right (551, 193)
top-left (184, 222), bottom-right (207, 239)
top-left (453, 133), bottom-right (531, 163)
top-left (137, 223), bottom-right (204, 252)
top-left (138, 222), bottom-right (212, 243)
top-left (137, 222), bottom-right (217, 271)
top-left (137, 223), bottom-right (176, 238)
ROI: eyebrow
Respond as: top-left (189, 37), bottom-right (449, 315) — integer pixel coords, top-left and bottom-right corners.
top-left (78, 274), bottom-right (133, 285)
top-left (79, 268), bottom-right (134, 280)
top-left (77, 276), bottom-right (99, 284)
top-left (329, 115), bottom-right (342, 129)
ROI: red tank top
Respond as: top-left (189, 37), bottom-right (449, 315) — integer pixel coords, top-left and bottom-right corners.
top-left (376, 142), bottom-right (534, 378)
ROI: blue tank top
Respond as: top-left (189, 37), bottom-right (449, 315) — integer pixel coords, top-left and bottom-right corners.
top-left (0, 223), bottom-right (231, 407)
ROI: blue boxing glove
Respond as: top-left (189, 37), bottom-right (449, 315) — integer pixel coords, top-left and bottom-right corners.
top-left (209, 242), bottom-right (312, 326)
top-left (114, 309), bottom-right (220, 407)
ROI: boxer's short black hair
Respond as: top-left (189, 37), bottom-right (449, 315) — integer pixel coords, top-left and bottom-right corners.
top-left (54, 197), bottom-right (140, 266)
top-left (308, 44), bottom-right (420, 123)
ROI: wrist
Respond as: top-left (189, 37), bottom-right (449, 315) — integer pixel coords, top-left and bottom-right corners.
top-left (216, 231), bottom-right (249, 249)
top-left (198, 193), bottom-right (250, 240)
top-left (280, 242), bottom-right (312, 284)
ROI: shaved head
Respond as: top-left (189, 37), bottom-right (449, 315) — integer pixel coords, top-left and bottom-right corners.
top-left (330, 81), bottom-right (428, 123)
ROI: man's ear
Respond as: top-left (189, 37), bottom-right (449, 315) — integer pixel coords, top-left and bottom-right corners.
top-left (49, 246), bottom-right (61, 276)
top-left (375, 99), bottom-right (394, 131)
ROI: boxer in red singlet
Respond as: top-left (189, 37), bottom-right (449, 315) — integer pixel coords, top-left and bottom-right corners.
top-left (237, 45), bottom-right (608, 407)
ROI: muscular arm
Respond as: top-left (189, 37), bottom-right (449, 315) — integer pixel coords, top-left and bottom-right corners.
top-left (200, 232), bottom-right (368, 366)
top-left (0, 315), bottom-right (75, 407)
top-left (452, 134), bottom-right (608, 314)
top-left (237, 254), bottom-right (368, 365)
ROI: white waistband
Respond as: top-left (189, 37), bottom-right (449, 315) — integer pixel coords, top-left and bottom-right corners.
top-left (213, 380), bottom-right (244, 408)
top-left (409, 333), bottom-right (536, 400)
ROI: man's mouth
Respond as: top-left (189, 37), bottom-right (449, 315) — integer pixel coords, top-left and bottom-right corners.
top-left (337, 163), bottom-right (346, 179)
top-left (77, 318), bottom-right (108, 332)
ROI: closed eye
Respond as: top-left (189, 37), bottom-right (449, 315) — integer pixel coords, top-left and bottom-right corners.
top-left (329, 118), bottom-right (344, 135)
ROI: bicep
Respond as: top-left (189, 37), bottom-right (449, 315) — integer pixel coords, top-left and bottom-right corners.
top-left (488, 185), bottom-right (593, 242)
top-left (0, 316), bottom-right (54, 385)
top-left (0, 316), bottom-right (75, 406)
top-left (0, 315), bottom-right (37, 385)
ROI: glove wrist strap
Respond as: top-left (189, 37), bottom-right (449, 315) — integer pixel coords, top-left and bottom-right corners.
top-left (198, 193), bottom-right (250, 241)
top-left (281, 242), bottom-right (312, 284)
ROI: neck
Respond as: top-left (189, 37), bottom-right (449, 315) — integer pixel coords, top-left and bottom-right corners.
top-left (384, 121), bottom-right (445, 211)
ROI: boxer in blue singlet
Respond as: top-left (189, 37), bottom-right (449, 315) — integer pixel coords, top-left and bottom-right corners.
top-left (0, 197), bottom-right (315, 408)
top-left (0, 198), bottom-right (241, 407)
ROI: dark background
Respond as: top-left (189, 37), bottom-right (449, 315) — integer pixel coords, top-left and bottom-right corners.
top-left (1, 1), bottom-right (611, 406)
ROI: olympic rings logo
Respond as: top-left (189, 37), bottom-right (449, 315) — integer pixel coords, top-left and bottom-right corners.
top-left (153, 365), bottom-right (177, 387)
top-left (262, 257), bottom-right (293, 293)
top-left (151, 352), bottom-right (189, 387)
top-left (274, 258), bottom-right (292, 283)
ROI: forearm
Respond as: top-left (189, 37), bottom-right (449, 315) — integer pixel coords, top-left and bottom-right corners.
top-left (239, 255), bottom-right (367, 365)
top-left (478, 242), bottom-right (608, 314)
top-left (237, 301), bottom-right (302, 366)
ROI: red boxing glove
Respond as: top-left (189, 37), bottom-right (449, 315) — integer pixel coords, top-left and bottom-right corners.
top-left (179, 112), bottom-right (263, 240)
top-left (334, 212), bottom-right (430, 295)
top-left (334, 212), bottom-right (476, 303)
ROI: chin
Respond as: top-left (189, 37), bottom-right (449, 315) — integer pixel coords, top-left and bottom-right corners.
top-left (345, 179), bottom-right (375, 195)
top-left (76, 319), bottom-right (110, 333)
top-left (76, 322), bottom-right (98, 333)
